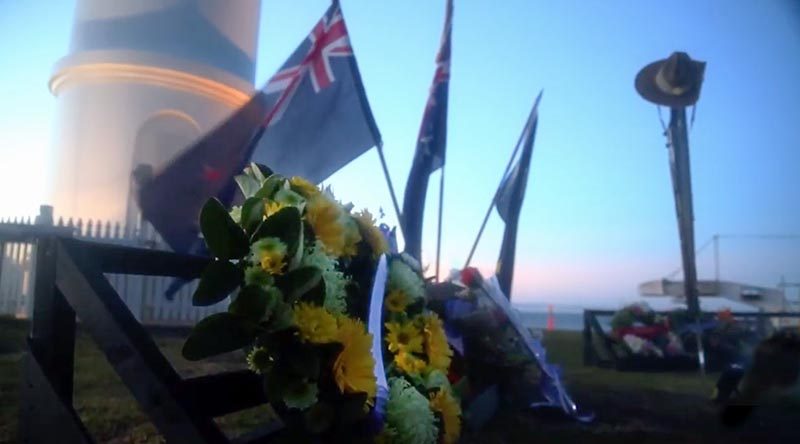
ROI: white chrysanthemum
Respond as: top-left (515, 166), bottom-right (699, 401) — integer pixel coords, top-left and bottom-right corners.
top-left (300, 240), bottom-right (348, 313)
top-left (386, 377), bottom-right (437, 444)
top-left (424, 369), bottom-right (451, 391)
top-left (388, 259), bottom-right (425, 301)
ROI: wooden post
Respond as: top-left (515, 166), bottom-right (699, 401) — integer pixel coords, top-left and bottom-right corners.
top-left (667, 107), bottom-right (706, 373)
top-left (19, 236), bottom-right (88, 443)
top-left (582, 310), bottom-right (594, 366)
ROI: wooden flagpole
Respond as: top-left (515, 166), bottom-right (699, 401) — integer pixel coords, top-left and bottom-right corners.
top-left (435, 165), bottom-right (445, 280)
top-left (376, 143), bottom-right (405, 238)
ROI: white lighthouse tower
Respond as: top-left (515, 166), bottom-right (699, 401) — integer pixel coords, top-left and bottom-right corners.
top-left (47, 0), bottom-right (261, 226)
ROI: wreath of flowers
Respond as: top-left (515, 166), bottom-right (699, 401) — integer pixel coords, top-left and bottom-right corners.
top-left (610, 302), bottom-right (683, 358)
top-left (182, 164), bottom-right (389, 439)
top-left (378, 254), bottom-right (462, 444)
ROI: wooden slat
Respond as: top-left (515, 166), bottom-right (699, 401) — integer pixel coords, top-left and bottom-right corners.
top-left (29, 237), bottom-right (76, 401)
top-left (60, 238), bottom-right (210, 277)
top-left (177, 370), bottom-right (268, 418)
top-left (19, 344), bottom-right (94, 444)
top-left (55, 239), bottom-right (228, 444)
top-left (0, 224), bottom-right (73, 243)
top-left (585, 309), bottom-right (800, 318)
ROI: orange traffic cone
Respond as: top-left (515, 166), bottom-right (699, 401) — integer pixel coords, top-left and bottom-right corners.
top-left (546, 304), bottom-right (555, 331)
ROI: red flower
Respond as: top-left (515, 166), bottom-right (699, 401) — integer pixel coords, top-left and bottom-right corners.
top-left (460, 267), bottom-right (482, 287)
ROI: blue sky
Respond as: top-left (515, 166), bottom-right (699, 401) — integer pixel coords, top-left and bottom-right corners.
top-left (1, 1), bottom-right (799, 306)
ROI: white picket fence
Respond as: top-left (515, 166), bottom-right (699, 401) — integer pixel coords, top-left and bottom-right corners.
top-left (0, 208), bottom-right (226, 326)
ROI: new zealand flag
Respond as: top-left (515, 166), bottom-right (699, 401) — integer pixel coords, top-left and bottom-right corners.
top-left (138, 1), bottom-right (381, 254)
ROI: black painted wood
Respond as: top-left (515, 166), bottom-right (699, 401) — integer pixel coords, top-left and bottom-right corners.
top-left (29, 237), bottom-right (77, 399)
top-left (55, 239), bottom-right (228, 444)
top-left (178, 370), bottom-right (267, 418)
top-left (62, 237), bottom-right (210, 278)
top-left (18, 344), bottom-right (94, 444)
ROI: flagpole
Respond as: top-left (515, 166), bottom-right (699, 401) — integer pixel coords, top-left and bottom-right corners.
top-left (463, 106), bottom-right (534, 269)
top-left (376, 142), bottom-right (405, 237)
top-left (464, 144), bottom-right (520, 268)
top-left (435, 165), bottom-right (445, 280)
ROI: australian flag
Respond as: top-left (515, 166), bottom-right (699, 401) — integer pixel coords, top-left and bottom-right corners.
top-left (495, 91), bottom-right (541, 298)
top-left (401, 0), bottom-right (453, 261)
top-left (138, 1), bottom-right (381, 254)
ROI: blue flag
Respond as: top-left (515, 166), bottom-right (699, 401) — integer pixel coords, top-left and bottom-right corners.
top-left (138, 1), bottom-right (381, 253)
top-left (496, 92), bottom-right (541, 298)
top-left (402, 0), bottom-right (453, 261)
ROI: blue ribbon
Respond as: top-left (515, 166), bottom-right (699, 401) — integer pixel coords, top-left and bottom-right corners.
top-left (367, 254), bottom-right (390, 421)
top-left (483, 277), bottom-right (594, 421)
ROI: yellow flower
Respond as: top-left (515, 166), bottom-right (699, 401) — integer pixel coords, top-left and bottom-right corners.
top-left (385, 289), bottom-right (410, 314)
top-left (385, 321), bottom-right (423, 354)
top-left (290, 176), bottom-right (320, 198)
top-left (333, 316), bottom-right (377, 400)
top-left (393, 351), bottom-right (427, 375)
top-left (305, 194), bottom-right (347, 256)
top-left (293, 303), bottom-right (338, 344)
top-left (250, 237), bottom-right (287, 275)
top-left (422, 313), bottom-right (452, 372)
top-left (264, 200), bottom-right (286, 218)
top-left (354, 209), bottom-right (389, 258)
top-left (429, 389), bottom-right (462, 444)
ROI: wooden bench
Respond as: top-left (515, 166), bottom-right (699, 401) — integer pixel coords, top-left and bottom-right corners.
top-left (18, 236), bottom-right (282, 444)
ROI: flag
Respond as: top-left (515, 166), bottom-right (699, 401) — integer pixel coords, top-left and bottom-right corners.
top-left (496, 92), bottom-right (541, 298)
top-left (138, 1), bottom-right (381, 253)
top-left (401, 0), bottom-right (453, 261)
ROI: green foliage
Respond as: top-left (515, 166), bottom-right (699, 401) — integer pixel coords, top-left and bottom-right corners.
top-left (255, 174), bottom-right (287, 200)
top-left (199, 198), bottom-right (249, 260)
top-left (182, 313), bottom-right (261, 361)
top-left (241, 197), bottom-right (266, 234)
top-left (251, 206), bottom-right (302, 261)
top-left (235, 174), bottom-right (261, 199)
top-left (229, 285), bottom-right (274, 323)
top-left (275, 266), bottom-right (324, 305)
top-left (193, 260), bottom-right (243, 306)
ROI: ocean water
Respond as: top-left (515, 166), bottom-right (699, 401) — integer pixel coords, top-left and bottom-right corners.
top-left (516, 310), bottom-right (586, 332)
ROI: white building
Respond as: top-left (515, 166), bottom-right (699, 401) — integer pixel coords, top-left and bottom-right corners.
top-left (639, 278), bottom-right (788, 313)
top-left (47, 0), bottom-right (261, 227)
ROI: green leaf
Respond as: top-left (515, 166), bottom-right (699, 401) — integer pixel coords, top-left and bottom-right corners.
top-left (275, 266), bottom-right (323, 305)
top-left (250, 207), bottom-right (302, 258)
top-left (240, 197), bottom-right (265, 234)
top-left (304, 402), bottom-right (334, 434)
top-left (248, 162), bottom-right (273, 182)
top-left (229, 285), bottom-right (270, 322)
top-left (193, 260), bottom-right (243, 306)
top-left (182, 313), bottom-right (260, 361)
top-left (263, 360), bottom-right (292, 403)
top-left (286, 344), bottom-right (320, 379)
top-left (254, 174), bottom-right (286, 200)
top-left (265, 300), bottom-right (294, 332)
top-left (199, 198), bottom-right (249, 260)
top-left (336, 392), bottom-right (368, 425)
top-left (235, 174), bottom-right (261, 199)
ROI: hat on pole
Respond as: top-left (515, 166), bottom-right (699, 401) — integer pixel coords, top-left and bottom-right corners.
top-left (635, 52), bottom-right (706, 107)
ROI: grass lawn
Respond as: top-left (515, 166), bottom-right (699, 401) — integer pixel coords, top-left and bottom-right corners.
top-left (2, 318), bottom-right (798, 443)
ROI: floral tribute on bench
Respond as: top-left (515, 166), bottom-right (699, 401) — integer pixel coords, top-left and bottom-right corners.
top-left (377, 254), bottom-right (462, 444)
top-left (180, 164), bottom-right (463, 443)
top-left (181, 164), bottom-right (390, 441)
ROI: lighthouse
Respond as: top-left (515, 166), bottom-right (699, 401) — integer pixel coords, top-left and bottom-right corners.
top-left (47, 0), bottom-right (261, 227)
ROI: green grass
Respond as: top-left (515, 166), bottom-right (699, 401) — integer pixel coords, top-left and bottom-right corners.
top-left (2, 318), bottom-right (797, 443)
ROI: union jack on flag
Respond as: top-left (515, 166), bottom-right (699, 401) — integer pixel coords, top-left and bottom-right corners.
top-left (263, 7), bottom-right (354, 125)
top-left (401, 0), bottom-right (454, 261)
top-left (138, 1), bottom-right (381, 254)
